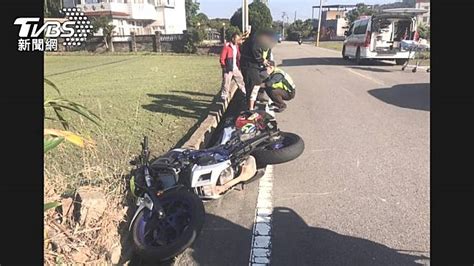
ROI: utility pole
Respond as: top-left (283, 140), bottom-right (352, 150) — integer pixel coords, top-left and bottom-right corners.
top-left (242, 0), bottom-right (249, 33)
top-left (281, 12), bottom-right (286, 37)
top-left (316, 0), bottom-right (323, 47)
top-left (294, 11), bottom-right (297, 22)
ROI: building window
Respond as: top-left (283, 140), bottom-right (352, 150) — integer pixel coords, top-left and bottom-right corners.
top-left (423, 17), bottom-right (428, 23)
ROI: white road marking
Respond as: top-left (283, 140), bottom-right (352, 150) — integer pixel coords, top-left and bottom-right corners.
top-left (346, 68), bottom-right (385, 86)
top-left (249, 165), bottom-right (274, 266)
top-left (249, 103), bottom-right (275, 266)
top-left (340, 86), bottom-right (356, 97)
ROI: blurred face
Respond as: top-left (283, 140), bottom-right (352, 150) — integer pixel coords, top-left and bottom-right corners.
top-left (263, 35), bottom-right (275, 48)
top-left (232, 35), bottom-right (242, 45)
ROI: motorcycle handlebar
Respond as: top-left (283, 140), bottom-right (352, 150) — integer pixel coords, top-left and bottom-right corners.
top-left (140, 136), bottom-right (150, 165)
top-left (143, 136), bottom-right (148, 150)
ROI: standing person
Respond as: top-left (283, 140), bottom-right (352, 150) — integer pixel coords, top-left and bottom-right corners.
top-left (240, 29), bottom-right (275, 109)
top-left (219, 32), bottom-right (246, 101)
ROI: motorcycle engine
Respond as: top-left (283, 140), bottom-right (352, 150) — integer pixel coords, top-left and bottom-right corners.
top-left (239, 130), bottom-right (257, 141)
top-left (217, 166), bottom-right (234, 185)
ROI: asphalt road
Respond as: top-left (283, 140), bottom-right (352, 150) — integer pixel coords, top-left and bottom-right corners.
top-left (178, 41), bottom-right (430, 266)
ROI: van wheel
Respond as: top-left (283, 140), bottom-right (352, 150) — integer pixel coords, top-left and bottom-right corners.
top-left (355, 47), bottom-right (362, 65)
top-left (342, 45), bottom-right (349, 60)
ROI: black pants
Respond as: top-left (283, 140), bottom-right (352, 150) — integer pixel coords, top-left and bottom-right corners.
top-left (241, 65), bottom-right (264, 104)
top-left (264, 87), bottom-right (295, 111)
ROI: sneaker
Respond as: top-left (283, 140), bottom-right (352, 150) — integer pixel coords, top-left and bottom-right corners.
top-left (273, 106), bottom-right (285, 113)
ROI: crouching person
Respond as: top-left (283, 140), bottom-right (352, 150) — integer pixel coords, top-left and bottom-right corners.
top-left (249, 62), bottom-right (296, 112)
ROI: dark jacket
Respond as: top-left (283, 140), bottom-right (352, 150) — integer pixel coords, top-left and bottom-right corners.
top-left (240, 33), bottom-right (272, 70)
top-left (219, 42), bottom-right (241, 73)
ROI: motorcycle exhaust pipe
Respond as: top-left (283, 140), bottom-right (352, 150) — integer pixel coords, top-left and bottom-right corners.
top-left (215, 156), bottom-right (257, 194)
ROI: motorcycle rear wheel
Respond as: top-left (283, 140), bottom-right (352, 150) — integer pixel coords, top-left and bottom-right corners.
top-left (131, 188), bottom-right (205, 262)
top-left (252, 132), bottom-right (305, 166)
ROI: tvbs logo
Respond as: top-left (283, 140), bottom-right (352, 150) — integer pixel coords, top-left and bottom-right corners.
top-left (14, 7), bottom-right (93, 52)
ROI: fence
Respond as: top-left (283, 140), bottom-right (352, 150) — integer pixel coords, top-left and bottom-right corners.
top-left (57, 32), bottom-right (186, 53)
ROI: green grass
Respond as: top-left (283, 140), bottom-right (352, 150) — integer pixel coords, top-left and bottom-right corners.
top-left (317, 41), bottom-right (344, 52)
top-left (45, 54), bottom-right (222, 192)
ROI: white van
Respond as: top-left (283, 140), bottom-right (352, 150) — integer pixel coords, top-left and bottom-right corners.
top-left (342, 8), bottom-right (428, 65)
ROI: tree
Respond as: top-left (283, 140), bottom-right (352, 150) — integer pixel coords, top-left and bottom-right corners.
top-left (373, 0), bottom-right (415, 12)
top-left (345, 3), bottom-right (376, 24)
top-left (185, 0), bottom-right (200, 27)
top-left (182, 28), bottom-right (205, 53)
top-left (91, 16), bottom-right (116, 52)
top-left (208, 18), bottom-right (231, 30)
top-left (225, 25), bottom-right (241, 42)
top-left (195, 12), bottom-right (209, 26)
top-left (44, 0), bottom-right (63, 18)
top-left (272, 20), bottom-right (283, 32)
top-left (286, 19), bottom-right (314, 41)
top-left (417, 23), bottom-right (430, 40)
top-left (230, 1), bottom-right (273, 33)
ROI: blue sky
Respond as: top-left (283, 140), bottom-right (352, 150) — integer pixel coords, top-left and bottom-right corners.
top-left (199, 0), bottom-right (398, 20)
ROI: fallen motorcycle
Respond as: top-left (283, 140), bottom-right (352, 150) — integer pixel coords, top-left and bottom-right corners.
top-left (128, 136), bottom-right (205, 262)
top-left (150, 110), bottom-right (304, 201)
top-left (127, 111), bottom-right (303, 260)
top-left (219, 110), bottom-right (304, 164)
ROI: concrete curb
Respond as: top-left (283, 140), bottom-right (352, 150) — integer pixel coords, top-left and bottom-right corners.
top-left (181, 82), bottom-right (239, 150)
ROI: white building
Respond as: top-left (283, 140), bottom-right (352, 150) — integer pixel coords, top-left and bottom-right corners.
top-left (415, 0), bottom-right (430, 25)
top-left (63, 0), bottom-right (186, 35)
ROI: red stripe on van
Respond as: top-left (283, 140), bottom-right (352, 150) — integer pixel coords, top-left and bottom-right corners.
top-left (364, 31), bottom-right (371, 47)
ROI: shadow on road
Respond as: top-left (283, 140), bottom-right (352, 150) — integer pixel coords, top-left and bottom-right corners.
top-left (272, 207), bottom-right (429, 265)
top-left (368, 83), bottom-right (430, 111)
top-left (350, 66), bottom-right (394, 73)
top-left (279, 57), bottom-right (394, 67)
top-left (178, 207), bottom-right (428, 265)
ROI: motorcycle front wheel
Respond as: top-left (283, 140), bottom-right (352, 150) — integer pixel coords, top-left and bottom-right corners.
top-left (131, 188), bottom-right (205, 262)
top-left (252, 132), bottom-right (305, 166)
